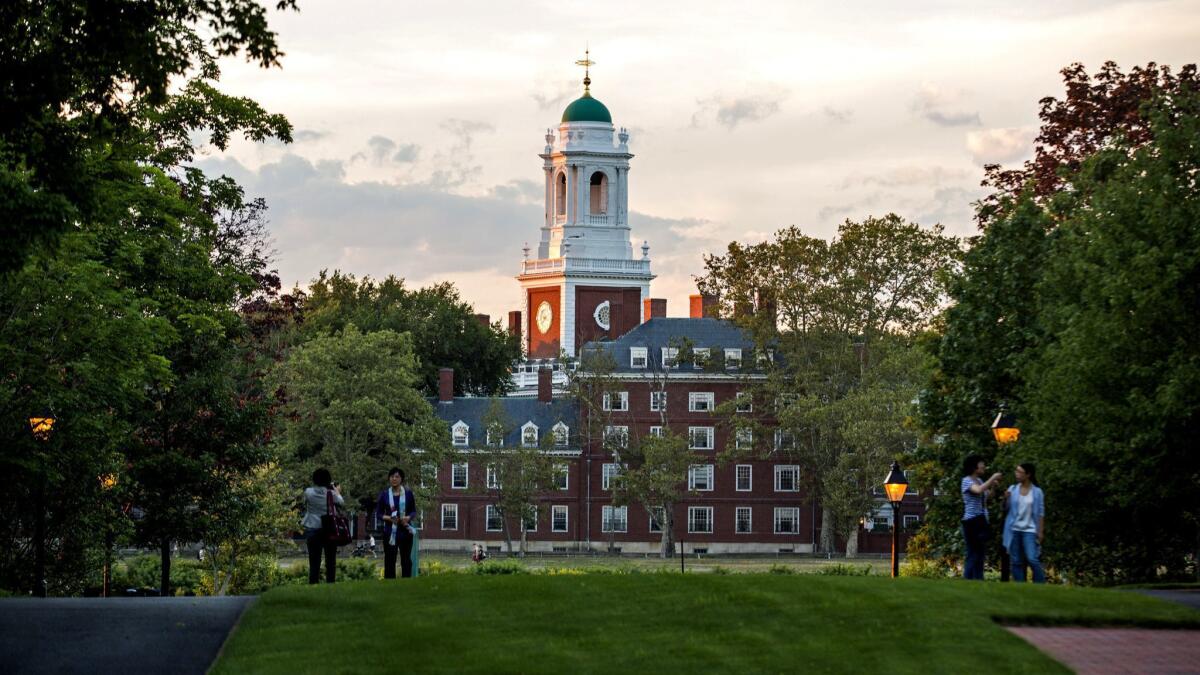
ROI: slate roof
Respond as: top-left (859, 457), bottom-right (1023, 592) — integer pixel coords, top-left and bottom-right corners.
top-left (581, 317), bottom-right (763, 374)
top-left (430, 396), bottom-right (579, 450)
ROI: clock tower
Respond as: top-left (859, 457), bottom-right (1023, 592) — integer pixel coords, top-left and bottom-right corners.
top-left (518, 55), bottom-right (654, 358)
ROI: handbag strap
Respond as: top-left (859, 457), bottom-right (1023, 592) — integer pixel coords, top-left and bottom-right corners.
top-left (325, 487), bottom-right (335, 515)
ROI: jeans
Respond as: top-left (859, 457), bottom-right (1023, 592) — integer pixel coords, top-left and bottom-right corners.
top-left (1009, 531), bottom-right (1045, 583)
top-left (383, 533), bottom-right (414, 579)
top-left (305, 527), bottom-right (337, 584)
top-left (962, 516), bottom-right (989, 580)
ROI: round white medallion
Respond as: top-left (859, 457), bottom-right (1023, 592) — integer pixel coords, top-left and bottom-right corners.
top-left (593, 300), bottom-right (611, 330)
top-left (536, 301), bottom-right (554, 334)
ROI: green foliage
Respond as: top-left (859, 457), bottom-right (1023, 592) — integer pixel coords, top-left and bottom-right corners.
top-left (900, 559), bottom-right (953, 580)
top-left (113, 555), bottom-right (205, 595)
top-left (337, 558), bottom-right (381, 582)
top-left (471, 559), bottom-right (530, 575)
top-left (768, 564), bottom-right (797, 575)
top-left (813, 563), bottom-right (875, 576)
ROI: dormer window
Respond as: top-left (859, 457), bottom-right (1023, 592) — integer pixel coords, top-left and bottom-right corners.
top-left (725, 348), bottom-right (743, 369)
top-left (692, 347), bottom-right (710, 369)
top-left (486, 427), bottom-right (503, 448)
top-left (553, 422), bottom-right (569, 447)
top-left (521, 422), bottom-right (539, 448)
top-left (452, 421), bottom-right (469, 447)
top-left (630, 347), bottom-right (648, 369)
top-left (661, 347), bottom-right (679, 368)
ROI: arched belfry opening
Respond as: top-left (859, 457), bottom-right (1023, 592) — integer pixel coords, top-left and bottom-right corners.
top-left (589, 171), bottom-right (608, 215)
top-left (555, 171), bottom-right (567, 217)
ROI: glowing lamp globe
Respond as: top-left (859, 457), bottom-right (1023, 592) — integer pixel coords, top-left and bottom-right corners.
top-left (29, 412), bottom-right (56, 442)
top-left (882, 461), bottom-right (908, 504)
top-left (991, 409), bottom-right (1020, 445)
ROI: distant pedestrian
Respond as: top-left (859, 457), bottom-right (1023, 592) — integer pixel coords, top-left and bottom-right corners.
top-left (376, 467), bottom-right (418, 578)
top-left (1003, 463), bottom-right (1046, 583)
top-left (302, 468), bottom-right (343, 584)
top-left (961, 454), bottom-right (1003, 580)
top-left (472, 543), bottom-right (488, 564)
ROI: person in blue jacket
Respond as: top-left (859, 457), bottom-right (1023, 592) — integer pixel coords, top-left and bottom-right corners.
top-left (376, 467), bottom-right (418, 578)
top-left (1003, 463), bottom-right (1046, 583)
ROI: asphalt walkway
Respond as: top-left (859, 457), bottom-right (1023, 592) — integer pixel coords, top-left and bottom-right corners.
top-left (0, 596), bottom-right (253, 675)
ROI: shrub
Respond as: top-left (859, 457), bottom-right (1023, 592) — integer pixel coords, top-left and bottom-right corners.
top-left (813, 563), bottom-right (874, 577)
top-left (540, 567), bottom-right (586, 576)
top-left (113, 555), bottom-right (204, 595)
top-left (471, 559), bottom-right (529, 575)
top-left (419, 560), bottom-right (459, 576)
top-left (710, 566), bottom-right (732, 575)
top-left (900, 558), bottom-right (953, 580)
top-left (338, 558), bottom-right (380, 581)
top-left (199, 554), bottom-right (282, 595)
top-left (768, 564), bottom-right (796, 575)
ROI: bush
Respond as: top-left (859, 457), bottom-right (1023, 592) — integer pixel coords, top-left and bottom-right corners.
top-left (337, 558), bottom-right (380, 581)
top-left (471, 559), bottom-right (529, 575)
top-left (540, 567), bottom-right (586, 576)
top-left (199, 554), bottom-right (283, 595)
top-left (768, 564), bottom-right (796, 575)
top-left (900, 558), bottom-right (953, 580)
top-left (419, 560), bottom-right (459, 576)
top-left (813, 563), bottom-right (874, 577)
top-left (112, 555), bottom-right (204, 595)
top-left (710, 566), bottom-right (732, 575)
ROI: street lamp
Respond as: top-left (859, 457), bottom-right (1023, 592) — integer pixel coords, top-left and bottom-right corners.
top-left (991, 404), bottom-right (1020, 446)
top-left (100, 473), bottom-right (118, 598)
top-left (882, 461), bottom-right (908, 579)
top-left (29, 409), bottom-right (56, 597)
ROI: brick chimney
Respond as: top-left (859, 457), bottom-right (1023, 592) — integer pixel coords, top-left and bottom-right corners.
top-left (537, 367), bottom-right (553, 403)
top-left (756, 289), bottom-right (777, 327)
top-left (643, 298), bottom-right (666, 322)
top-left (438, 368), bottom-right (454, 402)
top-left (507, 310), bottom-right (522, 338)
top-left (473, 313), bottom-right (491, 328)
top-left (689, 294), bottom-right (720, 319)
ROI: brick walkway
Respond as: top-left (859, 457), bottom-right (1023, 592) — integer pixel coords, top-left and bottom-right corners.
top-left (1008, 627), bottom-right (1200, 674)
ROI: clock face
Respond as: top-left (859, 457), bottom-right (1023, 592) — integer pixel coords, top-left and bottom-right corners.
top-left (536, 301), bottom-right (554, 334)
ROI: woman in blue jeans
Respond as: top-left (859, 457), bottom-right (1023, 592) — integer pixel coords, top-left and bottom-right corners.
top-left (1003, 463), bottom-right (1046, 583)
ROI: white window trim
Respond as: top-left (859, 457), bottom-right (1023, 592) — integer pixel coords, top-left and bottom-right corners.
top-left (650, 390), bottom-right (667, 412)
top-left (735, 427), bottom-right (753, 450)
top-left (688, 392), bottom-right (715, 412)
top-left (521, 421), bottom-right (539, 447)
top-left (451, 420), bottom-right (469, 447)
top-left (602, 463), bottom-right (620, 490)
top-left (735, 392), bottom-right (753, 413)
top-left (522, 507), bottom-right (538, 533)
top-left (735, 506), bottom-right (753, 534)
top-left (486, 427), bottom-right (502, 448)
top-left (688, 506), bottom-right (714, 534)
top-left (551, 505), bottom-right (569, 532)
top-left (451, 462), bottom-right (469, 490)
top-left (602, 391), bottom-right (628, 412)
top-left (648, 425), bottom-right (664, 438)
top-left (725, 348), bottom-right (743, 369)
top-left (903, 514), bottom-right (921, 528)
top-left (485, 505), bottom-right (503, 532)
top-left (486, 464), bottom-right (499, 489)
top-left (688, 464), bottom-right (715, 491)
top-left (736, 464), bottom-right (753, 492)
top-left (555, 464), bottom-right (569, 491)
top-left (602, 505), bottom-right (628, 533)
top-left (774, 465), bottom-right (800, 492)
top-left (648, 506), bottom-right (665, 533)
top-left (630, 347), bottom-right (648, 369)
top-left (605, 425), bottom-right (629, 448)
top-left (553, 422), bottom-right (569, 448)
top-left (692, 347), bottom-right (710, 369)
top-left (440, 503), bottom-right (458, 530)
top-left (688, 426), bottom-right (715, 450)
top-left (661, 347), bottom-right (679, 368)
top-left (774, 507), bottom-right (800, 534)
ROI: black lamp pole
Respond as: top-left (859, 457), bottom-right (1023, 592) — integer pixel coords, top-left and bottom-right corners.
top-left (882, 460), bottom-right (909, 579)
top-left (29, 411), bottom-right (55, 598)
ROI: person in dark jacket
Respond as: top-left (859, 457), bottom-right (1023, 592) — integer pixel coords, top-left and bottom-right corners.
top-left (376, 467), bottom-right (418, 578)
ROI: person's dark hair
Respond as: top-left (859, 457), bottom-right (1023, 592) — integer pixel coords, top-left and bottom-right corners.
top-left (312, 468), bottom-right (333, 488)
top-left (962, 454), bottom-right (985, 477)
top-left (1018, 462), bottom-right (1037, 485)
top-left (388, 467), bottom-right (405, 481)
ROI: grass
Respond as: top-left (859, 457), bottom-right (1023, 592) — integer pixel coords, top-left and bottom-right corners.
top-left (212, 575), bottom-right (1199, 674)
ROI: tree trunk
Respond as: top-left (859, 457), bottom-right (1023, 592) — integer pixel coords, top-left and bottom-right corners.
top-left (819, 507), bottom-right (835, 555)
top-left (520, 524), bottom-right (528, 557)
top-left (217, 548), bottom-right (236, 596)
top-left (159, 539), bottom-right (171, 597)
top-left (844, 523), bottom-right (859, 558)
top-left (660, 509), bottom-right (674, 559)
top-left (502, 520), bottom-right (513, 556)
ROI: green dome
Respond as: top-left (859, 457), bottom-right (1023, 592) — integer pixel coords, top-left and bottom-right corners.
top-left (561, 91), bottom-right (612, 123)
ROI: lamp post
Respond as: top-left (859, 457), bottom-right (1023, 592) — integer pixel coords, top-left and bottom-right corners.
top-left (100, 473), bottom-right (118, 597)
top-left (29, 410), bottom-right (56, 597)
top-left (991, 404), bottom-right (1020, 582)
top-left (882, 461), bottom-right (908, 578)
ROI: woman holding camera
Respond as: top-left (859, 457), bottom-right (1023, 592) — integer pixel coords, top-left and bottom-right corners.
top-left (961, 454), bottom-right (1003, 580)
top-left (376, 467), bottom-right (418, 578)
top-left (302, 468), bottom-right (343, 584)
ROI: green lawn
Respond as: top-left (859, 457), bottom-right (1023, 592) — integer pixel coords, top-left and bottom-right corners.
top-left (213, 575), bottom-right (1200, 675)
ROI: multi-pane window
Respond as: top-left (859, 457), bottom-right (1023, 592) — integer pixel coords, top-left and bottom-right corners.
top-left (775, 393), bottom-right (799, 411)
top-left (775, 465), bottom-right (800, 492)
top-left (602, 463), bottom-right (621, 490)
top-left (451, 462), bottom-right (469, 489)
top-left (688, 464), bottom-right (714, 491)
top-left (522, 422), bottom-right (539, 447)
top-left (736, 427), bottom-right (753, 450)
top-left (630, 347), bottom-right (648, 369)
top-left (736, 465), bottom-right (753, 492)
top-left (774, 429), bottom-right (796, 451)
top-left (688, 392), bottom-right (715, 412)
top-left (903, 515), bottom-right (921, 530)
top-left (736, 507), bottom-right (753, 534)
top-left (648, 506), bottom-right (666, 533)
top-left (602, 505), bottom-right (628, 533)
top-left (725, 348), bottom-right (743, 369)
top-left (650, 390), bottom-right (667, 412)
top-left (692, 347), bottom-right (710, 369)
top-left (774, 507), bottom-right (800, 534)
top-left (555, 464), bottom-right (569, 490)
top-left (485, 505), bottom-right (503, 531)
top-left (688, 426), bottom-right (715, 450)
top-left (688, 506), bottom-right (713, 533)
top-left (604, 425), bottom-right (629, 449)
top-left (523, 507), bottom-right (537, 532)
top-left (661, 347), bottom-right (679, 368)
top-left (602, 391), bottom-right (629, 411)
top-left (420, 463), bottom-right (437, 488)
top-left (440, 504), bottom-right (458, 530)
top-left (486, 464), bottom-right (499, 489)
top-left (735, 392), bottom-right (753, 413)
top-left (452, 421), bottom-right (469, 447)
top-left (553, 422), bottom-right (569, 447)
top-left (552, 505), bottom-right (569, 532)
top-left (648, 426), bottom-right (664, 438)
top-left (486, 427), bottom-right (502, 448)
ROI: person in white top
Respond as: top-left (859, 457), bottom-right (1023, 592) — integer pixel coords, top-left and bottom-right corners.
top-left (302, 467), bottom-right (344, 584)
top-left (1002, 463), bottom-right (1046, 583)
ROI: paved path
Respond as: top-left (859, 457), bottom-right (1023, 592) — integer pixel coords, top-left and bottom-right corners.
top-left (1134, 589), bottom-right (1200, 611)
top-left (0, 596), bottom-right (253, 675)
top-left (1008, 627), bottom-right (1200, 674)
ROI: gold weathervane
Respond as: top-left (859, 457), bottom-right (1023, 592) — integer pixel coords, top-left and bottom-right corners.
top-left (575, 48), bottom-right (595, 91)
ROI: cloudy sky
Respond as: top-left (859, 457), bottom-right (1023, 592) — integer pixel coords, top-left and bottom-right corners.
top-left (200, 0), bottom-right (1200, 320)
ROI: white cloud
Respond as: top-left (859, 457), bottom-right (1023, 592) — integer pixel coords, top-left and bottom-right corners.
top-left (692, 91), bottom-right (787, 130)
top-left (966, 127), bottom-right (1036, 165)
top-left (911, 82), bottom-right (981, 127)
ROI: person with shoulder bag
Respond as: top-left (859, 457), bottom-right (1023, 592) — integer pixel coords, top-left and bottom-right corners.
top-left (376, 467), bottom-right (419, 578)
top-left (961, 454), bottom-right (1002, 580)
top-left (1003, 463), bottom-right (1046, 583)
top-left (302, 468), bottom-right (344, 584)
